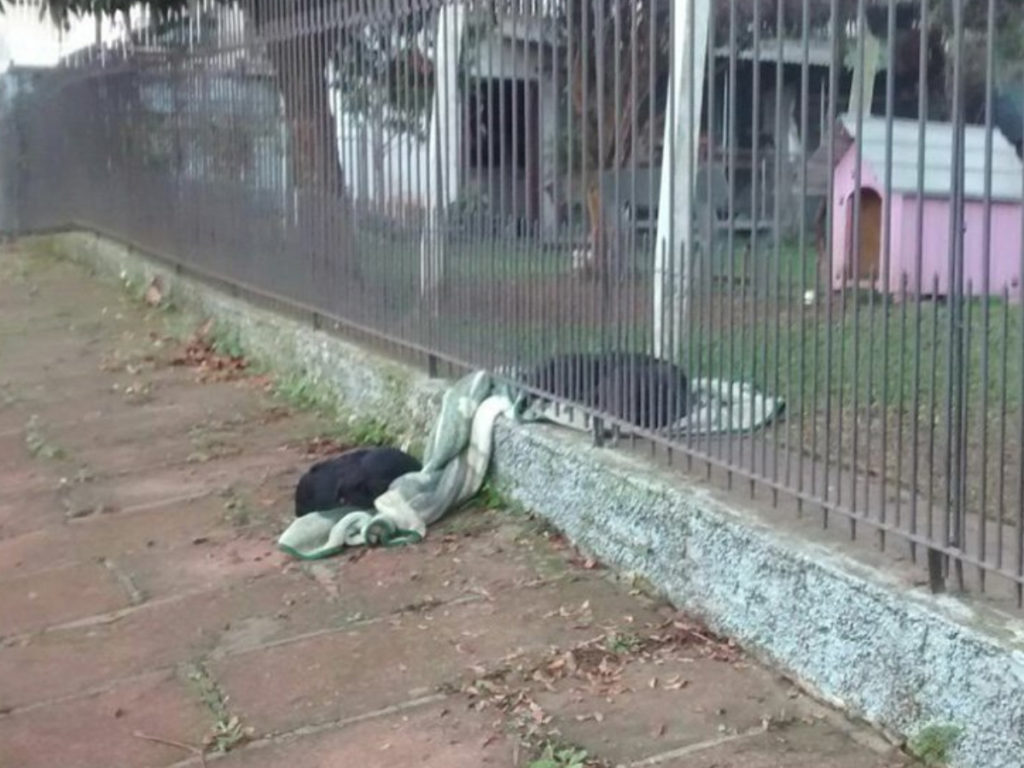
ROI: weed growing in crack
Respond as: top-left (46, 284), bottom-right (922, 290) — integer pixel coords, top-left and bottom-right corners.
top-left (528, 743), bottom-right (591, 768)
top-left (220, 487), bottom-right (254, 527)
top-left (182, 661), bottom-right (255, 755)
top-left (205, 716), bottom-right (253, 754)
top-left (0, 382), bottom-right (18, 409)
top-left (24, 415), bottom-right (66, 460)
top-left (605, 632), bottom-right (643, 655)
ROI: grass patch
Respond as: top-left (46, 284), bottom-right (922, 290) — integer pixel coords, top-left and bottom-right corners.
top-left (688, 293), bottom-right (1023, 414)
top-left (211, 323), bottom-right (246, 360)
top-left (273, 371), bottom-right (332, 413)
top-left (273, 373), bottom-right (409, 450)
top-left (357, 230), bottom-right (570, 284)
top-left (344, 414), bottom-right (399, 446)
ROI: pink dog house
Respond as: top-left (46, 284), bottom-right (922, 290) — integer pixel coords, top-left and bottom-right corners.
top-left (831, 115), bottom-right (1024, 299)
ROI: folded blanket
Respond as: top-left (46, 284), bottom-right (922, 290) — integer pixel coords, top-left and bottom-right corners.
top-left (673, 377), bottom-right (785, 435)
top-left (277, 371), bottom-right (518, 560)
top-left (497, 365), bottom-right (785, 437)
top-left (277, 509), bottom-right (374, 561)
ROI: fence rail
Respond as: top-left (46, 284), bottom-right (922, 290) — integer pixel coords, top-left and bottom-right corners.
top-left (3, 0), bottom-right (1024, 607)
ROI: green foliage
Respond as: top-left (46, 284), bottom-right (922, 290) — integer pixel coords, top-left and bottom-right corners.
top-left (908, 724), bottom-right (963, 767)
top-left (605, 631), bottom-right (643, 655)
top-left (529, 744), bottom-right (590, 768)
top-left (273, 372), bottom-right (327, 413)
top-left (24, 415), bottom-right (66, 461)
top-left (329, 6), bottom-right (435, 141)
top-left (211, 324), bottom-right (245, 360)
top-left (345, 415), bottom-right (398, 446)
top-left (183, 661), bottom-right (255, 754)
top-left (472, 479), bottom-right (509, 510)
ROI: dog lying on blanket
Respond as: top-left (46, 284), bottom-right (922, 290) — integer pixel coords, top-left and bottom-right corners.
top-left (524, 352), bottom-right (690, 431)
top-left (295, 447), bottom-right (422, 517)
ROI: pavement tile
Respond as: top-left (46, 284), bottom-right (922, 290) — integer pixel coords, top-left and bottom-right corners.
top-left (0, 560), bottom-right (130, 636)
top-left (213, 701), bottom-right (513, 768)
top-left (0, 491), bottom-right (67, 540)
top-left (0, 671), bottom-right (211, 768)
top-left (0, 572), bottom-right (320, 711)
top-left (53, 449), bottom-right (294, 514)
top-left (116, 531), bottom-right (287, 598)
top-left (0, 444), bottom-right (66, 507)
top-left (652, 723), bottom-right (906, 768)
top-left (212, 576), bottom-right (665, 735)
top-left (0, 494), bottom-right (266, 582)
top-left (530, 657), bottom-right (801, 766)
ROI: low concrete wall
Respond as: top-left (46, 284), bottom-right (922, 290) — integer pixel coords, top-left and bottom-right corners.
top-left (25, 230), bottom-right (1024, 768)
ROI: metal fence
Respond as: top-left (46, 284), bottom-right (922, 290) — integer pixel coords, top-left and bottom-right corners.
top-left (4, 0), bottom-right (1024, 608)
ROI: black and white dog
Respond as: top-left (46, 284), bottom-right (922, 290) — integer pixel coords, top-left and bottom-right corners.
top-left (294, 446), bottom-right (422, 517)
top-left (523, 352), bottom-right (690, 432)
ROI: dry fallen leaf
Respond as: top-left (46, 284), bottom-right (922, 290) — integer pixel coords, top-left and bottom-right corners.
top-left (169, 321), bottom-right (249, 383)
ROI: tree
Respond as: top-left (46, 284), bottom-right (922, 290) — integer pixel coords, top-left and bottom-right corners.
top-left (331, 7), bottom-right (436, 209)
top-left (15, 0), bottom-right (339, 192)
top-left (9, 0), bottom-right (440, 283)
top-left (560, 0), bottom-right (671, 279)
top-left (713, 0), bottom-right (853, 48)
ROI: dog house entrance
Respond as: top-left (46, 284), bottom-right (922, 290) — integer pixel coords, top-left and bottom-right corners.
top-left (846, 189), bottom-right (882, 283)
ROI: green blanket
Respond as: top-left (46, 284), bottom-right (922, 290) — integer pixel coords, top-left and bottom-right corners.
top-left (277, 371), bottom-right (521, 560)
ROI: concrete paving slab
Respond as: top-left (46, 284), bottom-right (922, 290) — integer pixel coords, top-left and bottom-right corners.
top-left (210, 701), bottom-right (513, 768)
top-left (648, 723), bottom-right (907, 768)
top-left (0, 559), bottom-right (131, 636)
top-left (211, 575), bottom-right (666, 735)
top-left (0, 671), bottom-right (211, 768)
top-left (0, 573), bottom-right (317, 711)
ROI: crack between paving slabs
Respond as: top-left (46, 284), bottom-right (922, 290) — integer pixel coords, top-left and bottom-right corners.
top-left (161, 693), bottom-right (450, 768)
top-left (0, 585), bottom-right (496, 718)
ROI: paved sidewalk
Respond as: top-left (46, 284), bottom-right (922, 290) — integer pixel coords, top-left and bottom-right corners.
top-left (0, 245), bottom-right (910, 768)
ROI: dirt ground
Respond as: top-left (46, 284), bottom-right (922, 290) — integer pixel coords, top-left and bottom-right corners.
top-left (0, 245), bottom-right (913, 767)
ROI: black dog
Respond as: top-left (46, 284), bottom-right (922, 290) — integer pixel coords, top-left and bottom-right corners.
top-left (525, 352), bottom-right (690, 431)
top-left (294, 446), bottom-right (422, 517)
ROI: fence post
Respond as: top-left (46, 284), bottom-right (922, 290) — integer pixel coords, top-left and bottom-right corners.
top-left (652, 0), bottom-right (709, 360)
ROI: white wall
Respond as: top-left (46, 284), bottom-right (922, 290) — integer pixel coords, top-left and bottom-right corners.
top-left (335, 108), bottom-right (431, 215)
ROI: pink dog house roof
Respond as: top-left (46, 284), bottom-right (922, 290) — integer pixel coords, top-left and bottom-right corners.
top-left (838, 114), bottom-right (1024, 201)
